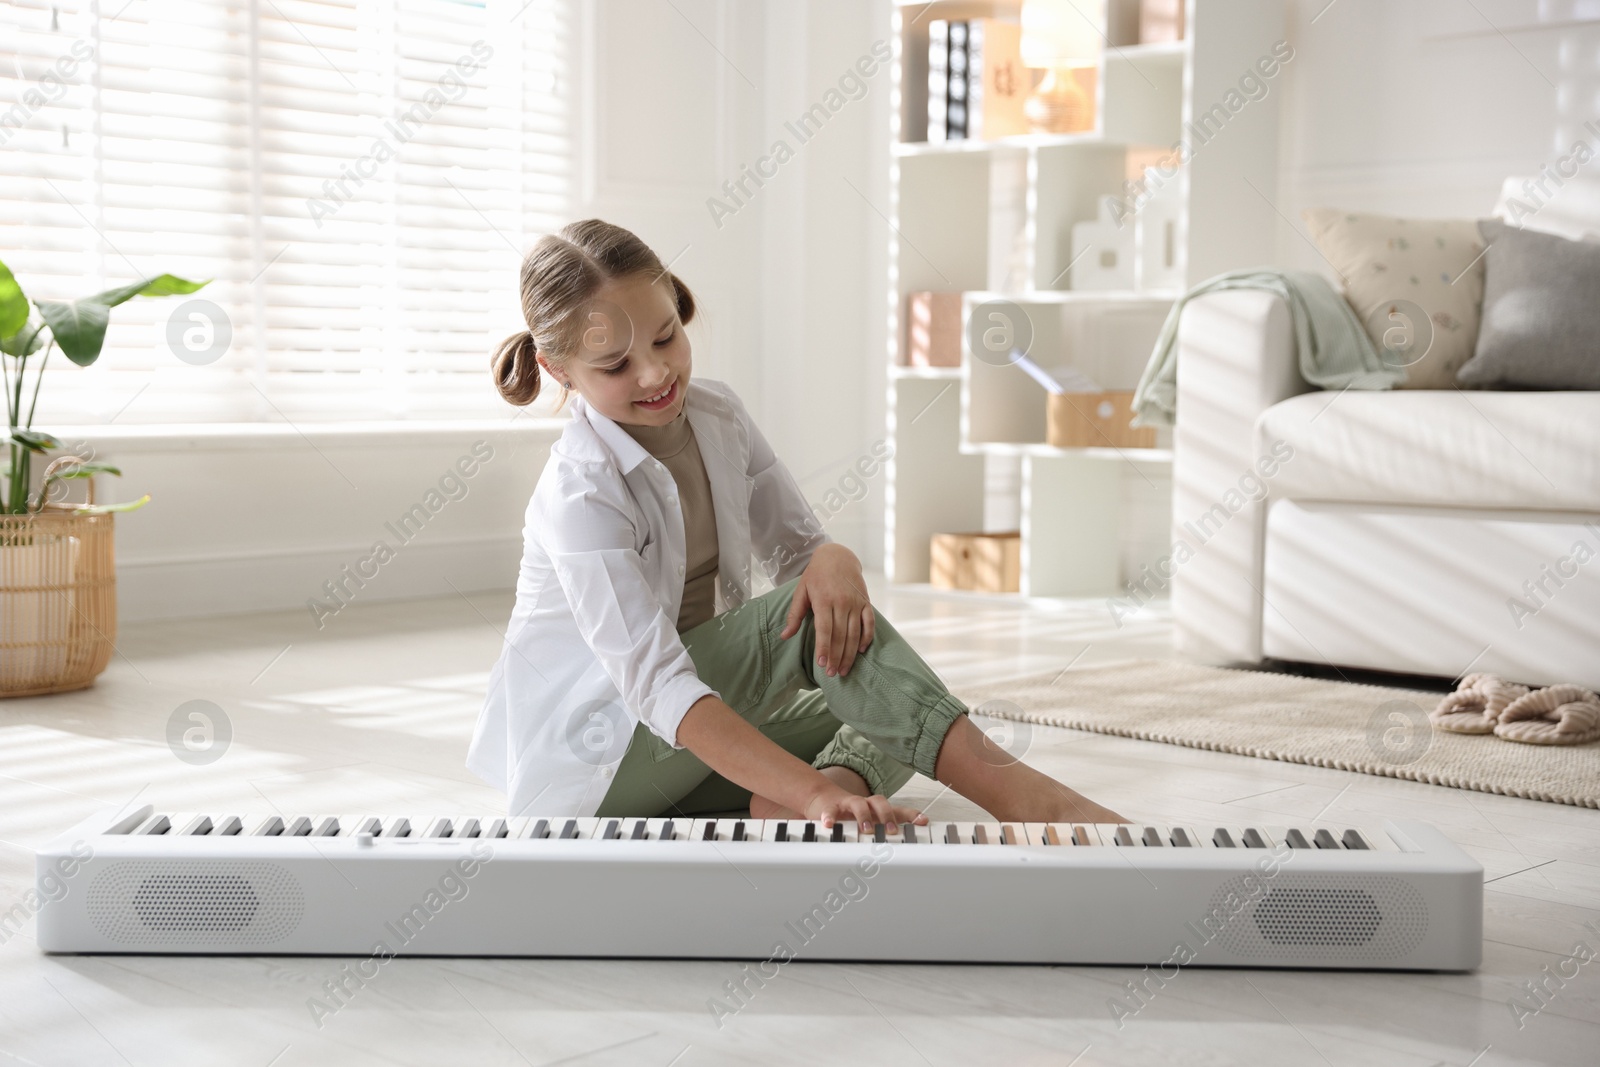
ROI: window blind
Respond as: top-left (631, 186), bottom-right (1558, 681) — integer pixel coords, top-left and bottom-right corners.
top-left (2, 0), bottom-right (571, 424)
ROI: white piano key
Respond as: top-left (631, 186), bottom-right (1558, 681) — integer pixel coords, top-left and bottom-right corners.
top-left (249, 815), bottom-right (284, 836)
top-left (518, 818), bottom-right (550, 840)
top-left (178, 815), bottom-right (213, 836)
top-left (644, 817), bottom-right (679, 841)
top-left (455, 818), bottom-right (482, 839)
top-left (312, 816), bottom-right (340, 837)
top-left (213, 816), bottom-right (243, 836)
top-left (284, 816), bottom-right (314, 837)
top-left (136, 813), bottom-right (172, 835)
top-left (424, 817), bottom-right (453, 838)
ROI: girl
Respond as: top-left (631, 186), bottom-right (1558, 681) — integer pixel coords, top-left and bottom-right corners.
top-left (466, 219), bottom-right (1126, 830)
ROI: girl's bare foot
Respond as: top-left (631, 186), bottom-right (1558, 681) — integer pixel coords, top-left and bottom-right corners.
top-left (933, 714), bottom-right (1130, 823)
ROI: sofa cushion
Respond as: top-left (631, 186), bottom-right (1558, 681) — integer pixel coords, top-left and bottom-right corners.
top-left (1301, 209), bottom-right (1487, 389)
top-left (1456, 220), bottom-right (1600, 389)
top-left (1255, 390), bottom-right (1600, 511)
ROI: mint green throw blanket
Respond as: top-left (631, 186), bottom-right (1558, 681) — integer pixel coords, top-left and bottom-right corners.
top-left (1131, 268), bottom-right (1405, 427)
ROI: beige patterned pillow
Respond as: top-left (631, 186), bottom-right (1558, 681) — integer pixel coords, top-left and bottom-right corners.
top-left (1302, 209), bottom-right (1487, 388)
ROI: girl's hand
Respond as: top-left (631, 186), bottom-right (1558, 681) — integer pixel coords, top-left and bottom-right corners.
top-left (781, 544), bottom-right (874, 678)
top-left (803, 784), bottom-right (929, 831)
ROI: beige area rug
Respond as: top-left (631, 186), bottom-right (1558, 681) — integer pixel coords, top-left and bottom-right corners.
top-left (954, 659), bottom-right (1600, 809)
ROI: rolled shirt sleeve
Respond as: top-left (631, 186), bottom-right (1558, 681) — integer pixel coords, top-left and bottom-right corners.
top-left (542, 464), bottom-right (717, 749)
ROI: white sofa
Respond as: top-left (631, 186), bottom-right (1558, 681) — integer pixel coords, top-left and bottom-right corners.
top-left (1169, 187), bottom-right (1600, 691)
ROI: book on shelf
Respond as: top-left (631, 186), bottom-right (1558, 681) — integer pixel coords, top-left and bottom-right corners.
top-left (926, 19), bottom-right (1027, 144)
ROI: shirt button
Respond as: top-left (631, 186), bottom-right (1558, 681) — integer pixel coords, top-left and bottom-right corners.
top-left (601, 766), bottom-right (614, 778)
top-left (677, 564), bottom-right (685, 577)
top-left (668, 495), bottom-right (679, 506)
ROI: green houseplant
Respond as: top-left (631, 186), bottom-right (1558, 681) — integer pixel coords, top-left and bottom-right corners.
top-left (3, 259), bottom-right (207, 513)
top-left (2, 259), bottom-right (207, 696)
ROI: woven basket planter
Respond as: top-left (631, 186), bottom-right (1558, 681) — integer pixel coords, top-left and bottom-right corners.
top-left (0, 510), bottom-right (117, 697)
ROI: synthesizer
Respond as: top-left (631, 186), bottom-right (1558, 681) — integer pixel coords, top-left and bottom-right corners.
top-left (34, 804), bottom-right (1482, 969)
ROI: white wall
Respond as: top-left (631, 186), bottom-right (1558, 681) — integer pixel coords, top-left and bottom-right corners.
top-left (1275, 0), bottom-right (1600, 260)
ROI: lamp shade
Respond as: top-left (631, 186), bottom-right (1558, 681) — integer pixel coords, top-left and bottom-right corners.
top-left (1020, 0), bottom-right (1105, 68)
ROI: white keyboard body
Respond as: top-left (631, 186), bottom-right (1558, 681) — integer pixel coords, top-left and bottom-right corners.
top-left (35, 805), bottom-right (1482, 970)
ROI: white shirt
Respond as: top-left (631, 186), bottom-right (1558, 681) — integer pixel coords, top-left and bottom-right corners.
top-left (466, 378), bottom-right (831, 817)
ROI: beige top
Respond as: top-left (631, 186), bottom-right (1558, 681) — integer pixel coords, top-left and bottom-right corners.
top-left (619, 410), bottom-right (719, 632)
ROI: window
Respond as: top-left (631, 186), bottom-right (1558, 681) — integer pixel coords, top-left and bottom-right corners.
top-left (2, 0), bottom-right (571, 423)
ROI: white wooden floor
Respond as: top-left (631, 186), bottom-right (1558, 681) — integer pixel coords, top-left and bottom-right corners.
top-left (2, 579), bottom-right (1596, 1066)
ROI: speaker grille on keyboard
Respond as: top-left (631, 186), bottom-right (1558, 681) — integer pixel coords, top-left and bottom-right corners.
top-left (1210, 874), bottom-right (1427, 961)
top-left (88, 862), bottom-right (304, 946)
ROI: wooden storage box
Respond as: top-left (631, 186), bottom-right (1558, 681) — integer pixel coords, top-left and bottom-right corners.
top-left (1046, 391), bottom-right (1157, 449)
top-left (903, 291), bottom-right (963, 367)
top-left (930, 531), bottom-right (1021, 593)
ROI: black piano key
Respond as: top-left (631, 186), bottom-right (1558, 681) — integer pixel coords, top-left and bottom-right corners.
top-left (387, 817), bottom-right (411, 838)
top-left (1000, 825), bottom-right (1017, 845)
top-left (1141, 826), bottom-right (1163, 847)
top-left (1285, 828), bottom-right (1312, 849)
top-left (901, 822), bottom-right (916, 843)
top-left (775, 822), bottom-right (788, 842)
top-left (1313, 829), bottom-right (1339, 849)
top-left (1073, 826), bottom-right (1092, 846)
top-left (486, 819), bottom-right (508, 838)
top-left (661, 820), bottom-right (675, 841)
top-left (874, 823), bottom-right (886, 843)
top-left (1213, 828), bottom-right (1236, 848)
top-left (286, 817), bottom-right (313, 837)
top-left (250, 816), bottom-right (280, 837)
top-left (529, 819), bottom-right (548, 840)
top-left (1341, 829), bottom-right (1370, 850)
top-left (945, 824), bottom-right (960, 844)
top-left (801, 822), bottom-right (815, 842)
top-left (831, 822), bottom-right (844, 843)
top-left (1170, 828), bottom-right (1192, 847)
top-left (974, 825), bottom-right (989, 845)
top-left (702, 821), bottom-right (717, 841)
top-left (1242, 828), bottom-right (1267, 848)
top-left (559, 819), bottom-right (578, 839)
top-left (1114, 826), bottom-right (1135, 846)
top-left (631, 819), bottom-right (648, 840)
top-left (732, 821), bottom-right (746, 842)
top-left (602, 819), bottom-right (619, 840)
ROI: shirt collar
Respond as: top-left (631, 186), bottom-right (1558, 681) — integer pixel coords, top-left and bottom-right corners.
top-left (571, 383), bottom-right (713, 475)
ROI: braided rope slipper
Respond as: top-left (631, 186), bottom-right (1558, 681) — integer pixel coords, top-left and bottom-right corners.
top-left (1495, 685), bottom-right (1600, 746)
top-left (1431, 673), bottom-right (1530, 734)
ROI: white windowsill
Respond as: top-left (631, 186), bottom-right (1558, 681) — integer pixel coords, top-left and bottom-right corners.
top-left (43, 416), bottom-right (571, 452)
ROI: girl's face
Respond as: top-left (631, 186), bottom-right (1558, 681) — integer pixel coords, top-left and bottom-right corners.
top-left (542, 272), bottom-right (691, 427)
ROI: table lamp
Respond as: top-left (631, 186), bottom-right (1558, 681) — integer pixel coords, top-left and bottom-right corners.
top-left (1020, 0), bottom-right (1104, 134)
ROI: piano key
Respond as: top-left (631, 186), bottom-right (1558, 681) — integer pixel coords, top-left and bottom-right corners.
top-left (999, 824), bottom-right (1018, 845)
top-left (874, 823), bottom-right (887, 844)
top-left (1113, 825), bottom-right (1135, 846)
top-left (658, 819), bottom-right (676, 841)
top-left (1313, 829), bottom-right (1339, 850)
top-left (354, 816), bottom-right (382, 836)
top-left (249, 815), bottom-right (283, 837)
top-left (774, 822), bottom-right (788, 842)
top-left (519, 818), bottom-right (548, 840)
top-left (598, 819), bottom-right (620, 840)
top-left (1141, 826), bottom-right (1164, 847)
top-left (831, 822), bottom-right (845, 843)
top-left (631, 819), bottom-right (649, 840)
top-left (698, 819), bottom-right (719, 842)
top-left (974, 825), bottom-right (990, 845)
top-left (313, 816), bottom-right (340, 837)
top-left (485, 818), bottom-right (509, 839)
top-left (1241, 828), bottom-right (1269, 849)
top-left (136, 814), bottom-right (172, 835)
top-left (1212, 827), bottom-right (1237, 848)
top-left (1169, 827), bottom-right (1194, 847)
top-left (730, 821), bottom-right (746, 842)
top-left (1341, 828), bottom-right (1370, 850)
top-left (944, 823), bottom-right (961, 845)
top-left (1043, 825), bottom-right (1063, 846)
top-left (285, 817), bottom-right (313, 837)
top-left (901, 822), bottom-right (918, 844)
top-left (1284, 828), bottom-right (1312, 849)
top-left (425, 818), bottom-right (453, 839)
top-left (179, 815), bottom-right (213, 836)
top-left (387, 817), bottom-right (412, 838)
top-left (802, 822), bottom-right (817, 843)
top-left (214, 816), bottom-right (243, 837)
top-left (456, 818), bottom-right (482, 839)
top-left (558, 819), bottom-right (580, 840)
top-left (1073, 825), bottom-right (1095, 846)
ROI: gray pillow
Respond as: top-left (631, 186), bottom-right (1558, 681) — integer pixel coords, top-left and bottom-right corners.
top-left (1457, 219), bottom-right (1600, 388)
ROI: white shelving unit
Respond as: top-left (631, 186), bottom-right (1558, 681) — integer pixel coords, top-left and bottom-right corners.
top-left (883, 0), bottom-right (1284, 596)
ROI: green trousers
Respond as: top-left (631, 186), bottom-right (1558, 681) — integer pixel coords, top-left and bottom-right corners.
top-left (594, 575), bottom-right (969, 818)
